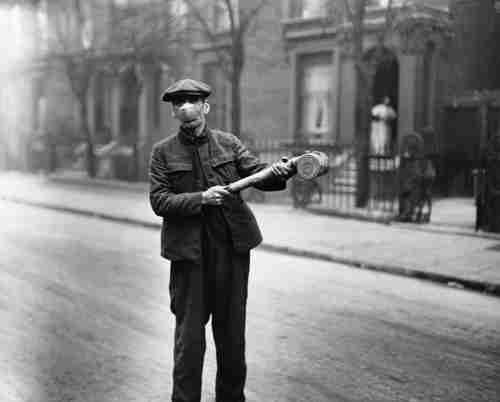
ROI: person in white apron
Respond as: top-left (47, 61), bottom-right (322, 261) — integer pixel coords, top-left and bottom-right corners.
top-left (370, 96), bottom-right (397, 155)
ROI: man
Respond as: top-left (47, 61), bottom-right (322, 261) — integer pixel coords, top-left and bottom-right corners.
top-left (149, 78), bottom-right (294, 402)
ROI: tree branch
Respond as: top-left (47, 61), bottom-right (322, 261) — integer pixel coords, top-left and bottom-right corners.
top-left (181, 0), bottom-right (232, 78)
top-left (240, 0), bottom-right (268, 34)
top-left (222, 0), bottom-right (236, 36)
top-left (340, 0), bottom-right (354, 23)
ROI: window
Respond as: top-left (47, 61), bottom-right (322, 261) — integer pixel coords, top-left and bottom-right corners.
top-left (171, 0), bottom-right (188, 15)
top-left (202, 62), bottom-right (227, 130)
top-left (37, 1), bottom-right (49, 52)
top-left (366, 0), bottom-right (403, 8)
top-left (37, 96), bottom-right (46, 133)
top-left (298, 52), bottom-right (333, 139)
top-left (94, 73), bottom-right (111, 144)
top-left (289, 0), bottom-right (330, 19)
top-left (212, 0), bottom-right (238, 31)
top-left (213, 0), bottom-right (230, 31)
top-left (171, 0), bottom-right (188, 28)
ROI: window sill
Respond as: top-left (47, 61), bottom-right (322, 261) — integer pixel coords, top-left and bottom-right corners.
top-left (281, 17), bottom-right (340, 42)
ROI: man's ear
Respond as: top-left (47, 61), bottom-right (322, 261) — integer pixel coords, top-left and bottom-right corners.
top-left (170, 104), bottom-right (176, 117)
top-left (203, 101), bottom-right (210, 114)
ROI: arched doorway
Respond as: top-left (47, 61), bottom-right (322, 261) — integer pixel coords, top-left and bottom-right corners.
top-left (359, 47), bottom-right (400, 209)
top-left (371, 48), bottom-right (399, 153)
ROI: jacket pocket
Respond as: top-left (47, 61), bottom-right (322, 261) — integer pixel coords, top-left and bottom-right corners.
top-left (210, 155), bottom-right (239, 184)
top-left (223, 201), bottom-right (262, 251)
top-left (162, 217), bottom-right (201, 261)
top-left (166, 162), bottom-right (193, 192)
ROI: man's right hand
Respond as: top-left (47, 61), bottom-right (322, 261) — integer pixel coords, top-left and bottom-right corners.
top-left (202, 185), bottom-right (231, 206)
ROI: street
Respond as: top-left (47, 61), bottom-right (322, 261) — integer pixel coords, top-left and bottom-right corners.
top-left (1, 200), bottom-right (499, 402)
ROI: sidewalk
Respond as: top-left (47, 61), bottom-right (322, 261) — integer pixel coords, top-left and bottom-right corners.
top-left (1, 170), bottom-right (500, 297)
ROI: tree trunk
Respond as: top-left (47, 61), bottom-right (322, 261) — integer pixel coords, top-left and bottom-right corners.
top-left (78, 94), bottom-right (96, 178)
top-left (229, 31), bottom-right (245, 137)
top-left (231, 68), bottom-right (242, 137)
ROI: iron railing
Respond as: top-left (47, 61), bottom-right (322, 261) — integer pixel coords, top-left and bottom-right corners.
top-left (242, 139), bottom-right (400, 220)
top-left (45, 139), bottom-right (405, 220)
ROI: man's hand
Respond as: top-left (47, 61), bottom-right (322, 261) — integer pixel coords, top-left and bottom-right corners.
top-left (202, 185), bottom-right (231, 206)
top-left (270, 157), bottom-right (295, 179)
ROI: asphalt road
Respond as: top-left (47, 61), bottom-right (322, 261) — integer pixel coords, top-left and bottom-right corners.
top-left (1, 200), bottom-right (499, 402)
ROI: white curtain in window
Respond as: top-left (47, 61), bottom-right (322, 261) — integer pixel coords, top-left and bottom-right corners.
top-left (302, 64), bottom-right (331, 134)
top-left (214, 0), bottom-right (238, 31)
top-left (302, 0), bottom-right (328, 18)
top-left (37, 97), bottom-right (47, 132)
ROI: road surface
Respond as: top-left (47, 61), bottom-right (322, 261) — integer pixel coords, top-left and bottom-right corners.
top-left (1, 201), bottom-right (499, 401)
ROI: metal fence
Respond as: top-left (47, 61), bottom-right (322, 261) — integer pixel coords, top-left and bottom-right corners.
top-left (42, 139), bottom-right (403, 220)
top-left (242, 139), bottom-right (400, 220)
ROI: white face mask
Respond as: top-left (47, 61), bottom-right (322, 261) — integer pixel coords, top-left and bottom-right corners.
top-left (172, 98), bottom-right (210, 129)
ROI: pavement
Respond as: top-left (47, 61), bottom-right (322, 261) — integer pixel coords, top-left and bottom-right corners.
top-left (1, 170), bottom-right (500, 297)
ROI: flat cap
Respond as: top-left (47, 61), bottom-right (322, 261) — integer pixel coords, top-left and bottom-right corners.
top-left (161, 78), bottom-right (212, 102)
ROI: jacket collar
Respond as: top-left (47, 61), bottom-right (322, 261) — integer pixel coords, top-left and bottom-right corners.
top-left (178, 124), bottom-right (210, 147)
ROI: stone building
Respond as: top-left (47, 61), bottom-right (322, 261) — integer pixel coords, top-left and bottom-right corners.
top-left (34, 0), bottom-right (186, 180)
top-left (189, 0), bottom-right (500, 197)
top-left (2, 0), bottom-right (499, 194)
top-left (0, 0), bottom-right (184, 179)
top-left (191, 0), bottom-right (499, 145)
top-left (0, 0), bottom-right (42, 171)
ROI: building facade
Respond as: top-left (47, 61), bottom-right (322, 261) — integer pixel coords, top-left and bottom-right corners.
top-left (2, 0), bottom-right (499, 195)
top-left (189, 0), bottom-right (500, 197)
top-left (191, 0), bottom-right (499, 148)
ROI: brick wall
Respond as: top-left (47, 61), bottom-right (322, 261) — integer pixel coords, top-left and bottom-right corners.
top-left (432, 0), bottom-right (500, 150)
top-left (449, 0), bottom-right (500, 91)
top-left (239, 2), bottom-right (291, 142)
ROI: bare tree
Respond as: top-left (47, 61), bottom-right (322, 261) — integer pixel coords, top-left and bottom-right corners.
top-left (179, 0), bottom-right (270, 137)
top-left (40, 0), bottom-right (106, 177)
top-left (102, 0), bottom-right (182, 180)
top-left (39, 0), bottom-right (180, 178)
top-left (107, 0), bottom-right (183, 83)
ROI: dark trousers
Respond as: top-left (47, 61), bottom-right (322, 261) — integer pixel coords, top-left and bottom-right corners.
top-left (169, 233), bottom-right (250, 402)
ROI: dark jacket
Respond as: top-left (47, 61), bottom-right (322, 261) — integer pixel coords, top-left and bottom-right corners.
top-left (149, 128), bottom-right (286, 261)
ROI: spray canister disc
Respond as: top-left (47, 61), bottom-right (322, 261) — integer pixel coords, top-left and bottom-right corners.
top-left (295, 152), bottom-right (329, 180)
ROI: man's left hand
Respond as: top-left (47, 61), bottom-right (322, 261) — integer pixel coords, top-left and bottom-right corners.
top-left (270, 157), bottom-right (295, 179)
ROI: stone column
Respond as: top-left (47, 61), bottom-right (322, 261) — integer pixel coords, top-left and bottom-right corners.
top-left (87, 74), bottom-right (96, 140)
top-left (110, 75), bottom-right (122, 142)
top-left (397, 20), bottom-right (452, 148)
top-left (397, 50), bottom-right (420, 144)
top-left (288, 49), bottom-right (299, 140)
top-left (331, 48), bottom-right (341, 143)
top-left (337, 48), bottom-right (356, 146)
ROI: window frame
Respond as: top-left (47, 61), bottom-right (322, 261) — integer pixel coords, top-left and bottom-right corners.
top-left (287, 0), bottom-right (331, 20)
top-left (212, 0), bottom-right (239, 32)
top-left (294, 50), bottom-right (336, 142)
